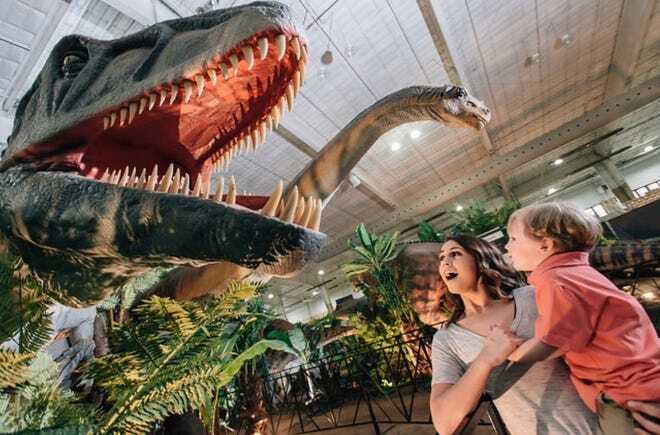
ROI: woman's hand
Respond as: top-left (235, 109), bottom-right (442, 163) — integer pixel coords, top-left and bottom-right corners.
top-left (628, 400), bottom-right (660, 434)
top-left (476, 324), bottom-right (523, 368)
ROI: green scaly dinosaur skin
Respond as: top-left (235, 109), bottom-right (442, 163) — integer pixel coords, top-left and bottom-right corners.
top-left (0, 1), bottom-right (491, 306)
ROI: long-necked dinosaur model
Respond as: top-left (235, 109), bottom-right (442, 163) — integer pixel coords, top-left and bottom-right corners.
top-left (0, 1), bottom-right (491, 307)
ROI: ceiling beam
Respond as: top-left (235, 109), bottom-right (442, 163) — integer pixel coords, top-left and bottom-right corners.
top-left (274, 126), bottom-right (398, 211)
top-left (604, 0), bottom-right (656, 98)
top-left (417, 0), bottom-right (497, 157)
top-left (319, 75), bottom-right (660, 261)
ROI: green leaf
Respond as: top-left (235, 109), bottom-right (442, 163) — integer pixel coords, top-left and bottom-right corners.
top-left (356, 223), bottom-right (373, 251)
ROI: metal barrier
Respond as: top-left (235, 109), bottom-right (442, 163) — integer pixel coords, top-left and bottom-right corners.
top-left (223, 329), bottom-right (507, 435)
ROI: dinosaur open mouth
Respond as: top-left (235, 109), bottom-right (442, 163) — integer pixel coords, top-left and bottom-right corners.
top-left (16, 31), bottom-right (316, 222)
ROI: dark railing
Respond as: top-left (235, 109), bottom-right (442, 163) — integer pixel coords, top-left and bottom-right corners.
top-left (223, 329), bottom-right (508, 435)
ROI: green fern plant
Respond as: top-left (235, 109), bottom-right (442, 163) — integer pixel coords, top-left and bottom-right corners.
top-left (0, 352), bottom-right (95, 433)
top-left (87, 281), bottom-right (295, 435)
top-left (0, 250), bottom-right (53, 354)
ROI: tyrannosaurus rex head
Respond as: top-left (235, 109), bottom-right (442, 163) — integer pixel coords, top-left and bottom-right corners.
top-left (0, 2), bottom-right (325, 305)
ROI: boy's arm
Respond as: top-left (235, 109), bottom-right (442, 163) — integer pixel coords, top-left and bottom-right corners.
top-left (507, 337), bottom-right (563, 364)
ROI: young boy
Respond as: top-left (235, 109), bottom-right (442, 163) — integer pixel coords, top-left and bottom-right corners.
top-left (504, 201), bottom-right (660, 434)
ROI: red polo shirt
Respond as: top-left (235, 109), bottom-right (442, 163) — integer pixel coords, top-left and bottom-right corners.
top-left (529, 251), bottom-right (660, 412)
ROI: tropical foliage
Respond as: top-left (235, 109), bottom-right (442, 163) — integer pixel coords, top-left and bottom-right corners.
top-left (342, 224), bottom-right (414, 327)
top-left (0, 250), bottom-right (53, 353)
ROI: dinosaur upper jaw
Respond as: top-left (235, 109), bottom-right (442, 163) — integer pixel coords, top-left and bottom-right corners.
top-left (6, 29), bottom-right (306, 196)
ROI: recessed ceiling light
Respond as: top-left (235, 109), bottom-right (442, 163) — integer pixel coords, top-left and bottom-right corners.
top-left (547, 187), bottom-right (557, 195)
top-left (641, 291), bottom-right (655, 301)
top-left (553, 158), bottom-right (564, 166)
top-left (455, 204), bottom-right (464, 212)
top-left (318, 269), bottom-right (325, 276)
top-left (390, 142), bottom-right (401, 152)
top-left (267, 293), bottom-right (274, 299)
top-left (312, 290), bottom-right (319, 296)
top-left (410, 129), bottom-right (421, 139)
top-left (644, 145), bottom-right (654, 153)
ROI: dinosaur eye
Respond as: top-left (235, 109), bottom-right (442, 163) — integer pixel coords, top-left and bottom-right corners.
top-left (466, 101), bottom-right (476, 108)
top-left (61, 52), bottom-right (87, 78)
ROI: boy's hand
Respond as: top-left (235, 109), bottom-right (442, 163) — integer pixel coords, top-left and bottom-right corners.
top-left (628, 400), bottom-right (660, 434)
top-left (476, 324), bottom-right (523, 368)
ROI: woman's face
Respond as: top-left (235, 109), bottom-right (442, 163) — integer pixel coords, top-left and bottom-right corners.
top-left (438, 240), bottom-right (479, 294)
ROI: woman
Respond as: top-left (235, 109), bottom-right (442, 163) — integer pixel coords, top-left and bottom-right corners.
top-left (429, 235), bottom-right (598, 434)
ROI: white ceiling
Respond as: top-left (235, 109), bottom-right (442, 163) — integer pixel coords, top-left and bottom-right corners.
top-left (1, 0), bottom-right (659, 314)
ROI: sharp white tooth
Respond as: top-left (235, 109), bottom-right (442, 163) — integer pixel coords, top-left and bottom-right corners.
top-left (241, 46), bottom-right (254, 70)
top-left (282, 186), bottom-right (299, 222)
top-left (272, 105), bottom-right (280, 128)
top-left (195, 75), bottom-right (205, 97)
top-left (259, 122), bottom-right (267, 143)
top-left (203, 177), bottom-right (211, 199)
top-left (279, 96), bottom-right (287, 114)
top-left (310, 198), bottom-right (323, 231)
top-left (300, 196), bottom-right (314, 227)
top-left (258, 37), bottom-right (268, 60)
top-left (291, 37), bottom-right (301, 60)
top-left (169, 169), bottom-right (181, 193)
top-left (128, 167), bottom-right (137, 186)
top-left (128, 102), bottom-right (137, 124)
top-left (137, 168), bottom-right (147, 189)
top-left (119, 167), bottom-right (131, 187)
top-left (119, 108), bottom-right (128, 126)
top-left (293, 70), bottom-right (301, 95)
top-left (169, 84), bottom-right (178, 104)
top-left (207, 69), bottom-right (217, 86)
top-left (192, 175), bottom-right (202, 197)
top-left (183, 80), bottom-right (193, 103)
top-left (139, 97), bottom-right (147, 115)
top-left (159, 89), bottom-right (167, 106)
top-left (153, 164), bottom-right (169, 192)
top-left (100, 168), bottom-right (110, 182)
top-left (213, 176), bottom-right (224, 202)
top-left (103, 116), bottom-right (109, 130)
top-left (148, 93), bottom-right (157, 110)
top-left (250, 130), bottom-right (257, 150)
top-left (266, 114), bottom-right (273, 131)
top-left (261, 180), bottom-right (283, 217)
top-left (181, 173), bottom-right (190, 196)
top-left (110, 170), bottom-right (119, 184)
top-left (219, 155), bottom-right (226, 170)
top-left (275, 34), bottom-right (286, 61)
top-left (227, 176), bottom-right (237, 204)
top-left (145, 163), bottom-right (159, 192)
top-left (229, 54), bottom-right (239, 75)
top-left (285, 84), bottom-right (294, 111)
top-left (109, 112), bottom-right (117, 127)
top-left (219, 63), bottom-right (230, 79)
top-left (294, 197), bottom-right (306, 223)
top-left (299, 60), bottom-right (306, 83)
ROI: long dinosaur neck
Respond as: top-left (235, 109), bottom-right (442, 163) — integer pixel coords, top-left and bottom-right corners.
top-left (288, 86), bottom-right (451, 201)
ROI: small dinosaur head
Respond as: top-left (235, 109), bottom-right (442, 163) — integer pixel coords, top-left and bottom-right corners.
top-left (0, 2), bottom-right (325, 305)
top-left (440, 86), bottom-right (491, 130)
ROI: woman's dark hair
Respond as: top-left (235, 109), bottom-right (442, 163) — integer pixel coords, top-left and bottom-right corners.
top-left (443, 235), bottom-right (526, 324)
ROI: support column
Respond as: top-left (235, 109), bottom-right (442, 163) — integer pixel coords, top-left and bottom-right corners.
top-left (594, 161), bottom-right (635, 202)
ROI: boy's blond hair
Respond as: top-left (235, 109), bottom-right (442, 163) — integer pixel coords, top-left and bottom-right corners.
top-left (508, 202), bottom-right (602, 252)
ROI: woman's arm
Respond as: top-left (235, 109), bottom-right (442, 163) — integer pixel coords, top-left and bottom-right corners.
top-left (430, 358), bottom-right (496, 434)
top-left (430, 325), bottom-right (522, 435)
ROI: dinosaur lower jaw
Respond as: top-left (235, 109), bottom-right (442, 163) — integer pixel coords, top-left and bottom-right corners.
top-left (15, 31), bottom-right (307, 190)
